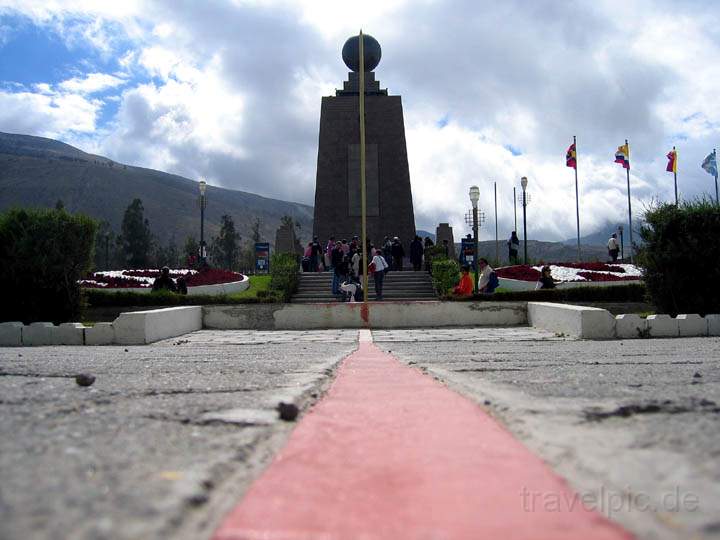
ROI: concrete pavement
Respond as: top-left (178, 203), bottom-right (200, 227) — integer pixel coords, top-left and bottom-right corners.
top-left (1, 328), bottom-right (718, 539)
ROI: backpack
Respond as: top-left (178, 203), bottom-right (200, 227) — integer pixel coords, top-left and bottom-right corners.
top-left (487, 271), bottom-right (499, 293)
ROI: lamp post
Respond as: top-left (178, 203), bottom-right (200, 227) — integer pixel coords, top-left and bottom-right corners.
top-left (520, 176), bottom-right (529, 264)
top-left (199, 179), bottom-right (207, 267)
top-left (618, 225), bottom-right (624, 261)
top-left (469, 185), bottom-right (480, 294)
top-left (104, 232), bottom-right (110, 270)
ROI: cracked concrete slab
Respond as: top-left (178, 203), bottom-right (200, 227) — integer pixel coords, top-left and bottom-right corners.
top-left (0, 330), bottom-right (358, 540)
top-left (377, 331), bottom-right (720, 540)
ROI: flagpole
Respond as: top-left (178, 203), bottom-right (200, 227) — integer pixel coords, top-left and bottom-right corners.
top-left (494, 181), bottom-right (499, 264)
top-left (359, 31), bottom-right (368, 304)
top-left (715, 149), bottom-right (719, 205)
top-left (673, 146), bottom-right (678, 205)
top-left (513, 186), bottom-right (517, 232)
top-left (625, 139), bottom-right (634, 264)
top-left (573, 135), bottom-right (581, 262)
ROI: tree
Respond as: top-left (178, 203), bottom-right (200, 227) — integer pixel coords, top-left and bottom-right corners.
top-left (55, 199), bottom-right (65, 211)
top-left (93, 220), bottom-right (120, 270)
top-left (251, 217), bottom-right (263, 243)
top-left (119, 198), bottom-right (153, 268)
top-left (183, 236), bottom-right (199, 266)
top-left (155, 236), bottom-right (180, 268)
top-left (209, 214), bottom-right (241, 270)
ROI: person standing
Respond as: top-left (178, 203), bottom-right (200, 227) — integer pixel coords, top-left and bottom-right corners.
top-left (324, 236), bottom-right (335, 271)
top-left (508, 231), bottom-right (520, 264)
top-left (382, 236), bottom-right (393, 265)
top-left (391, 237), bottom-right (405, 271)
top-left (370, 248), bottom-right (389, 300)
top-left (309, 237), bottom-right (321, 272)
top-left (607, 233), bottom-right (620, 262)
top-left (331, 241), bottom-right (345, 294)
top-left (410, 235), bottom-right (424, 271)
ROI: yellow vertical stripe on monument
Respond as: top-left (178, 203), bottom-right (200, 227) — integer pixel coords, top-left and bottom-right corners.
top-left (359, 30), bottom-right (368, 304)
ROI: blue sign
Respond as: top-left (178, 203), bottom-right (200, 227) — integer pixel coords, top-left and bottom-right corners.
top-left (460, 237), bottom-right (476, 271)
top-left (255, 242), bottom-right (270, 273)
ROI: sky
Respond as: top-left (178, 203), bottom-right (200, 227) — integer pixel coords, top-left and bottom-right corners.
top-left (1, 0), bottom-right (719, 241)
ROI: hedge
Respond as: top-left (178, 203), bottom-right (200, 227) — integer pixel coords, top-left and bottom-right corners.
top-left (450, 282), bottom-right (647, 302)
top-left (0, 207), bottom-right (97, 323)
top-left (269, 252), bottom-right (299, 301)
top-left (431, 257), bottom-right (460, 295)
top-left (637, 199), bottom-right (720, 315)
top-left (84, 289), bottom-right (281, 307)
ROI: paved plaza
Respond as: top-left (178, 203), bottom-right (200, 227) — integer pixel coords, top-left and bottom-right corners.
top-left (0, 328), bottom-right (718, 539)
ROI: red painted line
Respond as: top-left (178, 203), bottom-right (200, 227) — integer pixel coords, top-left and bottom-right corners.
top-left (213, 343), bottom-right (632, 540)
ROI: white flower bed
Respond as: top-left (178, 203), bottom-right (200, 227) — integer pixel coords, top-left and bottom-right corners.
top-left (537, 264), bottom-right (642, 283)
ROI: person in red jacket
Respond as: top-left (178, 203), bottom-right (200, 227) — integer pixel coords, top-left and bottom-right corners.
top-left (453, 265), bottom-right (473, 296)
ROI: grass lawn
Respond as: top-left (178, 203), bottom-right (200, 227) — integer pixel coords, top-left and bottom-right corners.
top-left (228, 274), bottom-right (271, 299)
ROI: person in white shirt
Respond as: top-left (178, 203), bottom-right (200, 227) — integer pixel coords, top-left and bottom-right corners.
top-left (477, 258), bottom-right (495, 293)
top-left (370, 249), bottom-right (389, 300)
top-left (607, 233), bottom-right (620, 262)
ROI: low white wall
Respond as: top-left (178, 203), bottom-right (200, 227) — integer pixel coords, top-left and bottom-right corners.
top-left (0, 322), bottom-right (23, 346)
top-left (529, 303), bottom-right (718, 339)
top-left (113, 306), bottom-right (202, 344)
top-left (528, 302), bottom-right (616, 339)
top-left (203, 301), bottom-right (527, 330)
top-left (85, 276), bottom-right (250, 296)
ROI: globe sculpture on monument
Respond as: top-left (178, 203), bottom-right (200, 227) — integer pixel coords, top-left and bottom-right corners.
top-left (312, 34), bottom-right (416, 252)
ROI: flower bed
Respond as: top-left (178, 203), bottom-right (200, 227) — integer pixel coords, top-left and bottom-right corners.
top-left (81, 268), bottom-right (243, 289)
top-left (495, 262), bottom-right (642, 285)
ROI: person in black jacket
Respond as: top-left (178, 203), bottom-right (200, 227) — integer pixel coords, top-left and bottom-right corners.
top-left (152, 267), bottom-right (177, 293)
top-left (391, 237), bottom-right (405, 271)
top-left (331, 241), bottom-right (346, 295)
top-left (410, 235), bottom-right (424, 271)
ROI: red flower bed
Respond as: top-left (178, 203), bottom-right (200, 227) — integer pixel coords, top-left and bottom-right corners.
top-left (576, 272), bottom-right (638, 281)
top-left (495, 265), bottom-right (541, 281)
top-left (185, 268), bottom-right (243, 286)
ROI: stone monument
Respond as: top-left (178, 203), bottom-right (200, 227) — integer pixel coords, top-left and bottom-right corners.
top-left (275, 221), bottom-right (302, 256)
top-left (312, 34), bottom-right (416, 250)
top-left (435, 223), bottom-right (456, 259)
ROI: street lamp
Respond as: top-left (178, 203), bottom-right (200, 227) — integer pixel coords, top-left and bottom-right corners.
top-left (469, 185), bottom-right (480, 294)
top-left (520, 176), bottom-right (529, 264)
top-left (199, 179), bottom-right (207, 267)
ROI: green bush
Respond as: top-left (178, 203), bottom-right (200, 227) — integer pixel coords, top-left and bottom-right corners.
top-left (0, 207), bottom-right (97, 323)
top-left (637, 199), bottom-right (720, 315)
top-left (431, 258), bottom-right (460, 296)
top-left (269, 253), bottom-right (299, 301)
top-left (84, 289), bottom-right (280, 307)
top-left (457, 282), bottom-right (647, 302)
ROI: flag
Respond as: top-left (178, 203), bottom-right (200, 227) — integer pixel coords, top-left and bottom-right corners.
top-left (566, 143), bottom-right (576, 169)
top-left (666, 149), bottom-right (677, 173)
top-left (701, 152), bottom-right (718, 177)
top-left (615, 144), bottom-right (629, 169)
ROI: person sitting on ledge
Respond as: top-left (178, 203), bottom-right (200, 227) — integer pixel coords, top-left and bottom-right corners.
top-left (453, 265), bottom-right (474, 297)
top-left (152, 266), bottom-right (177, 293)
top-left (536, 265), bottom-right (556, 290)
top-left (477, 258), bottom-right (499, 294)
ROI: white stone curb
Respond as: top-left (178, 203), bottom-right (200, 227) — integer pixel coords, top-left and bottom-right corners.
top-left (3, 306), bottom-right (202, 346)
top-left (0, 322), bottom-right (23, 346)
top-left (615, 314), bottom-right (647, 339)
top-left (529, 302), bottom-right (718, 340)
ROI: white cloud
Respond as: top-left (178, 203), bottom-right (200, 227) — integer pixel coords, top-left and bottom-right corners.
top-left (59, 72), bottom-right (127, 94)
top-left (1, 0), bottom-right (719, 239)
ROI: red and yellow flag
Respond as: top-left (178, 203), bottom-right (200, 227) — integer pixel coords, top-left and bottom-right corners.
top-left (666, 148), bottom-right (677, 173)
top-left (566, 143), bottom-right (576, 169)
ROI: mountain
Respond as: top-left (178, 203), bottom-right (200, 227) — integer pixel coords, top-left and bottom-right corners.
top-left (466, 239), bottom-right (607, 264)
top-left (0, 132), bottom-right (313, 247)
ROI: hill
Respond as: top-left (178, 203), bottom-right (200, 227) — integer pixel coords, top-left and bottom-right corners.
top-left (0, 132), bottom-right (313, 247)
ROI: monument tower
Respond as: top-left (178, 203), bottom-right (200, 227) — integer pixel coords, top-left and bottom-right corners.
top-left (312, 34), bottom-right (416, 249)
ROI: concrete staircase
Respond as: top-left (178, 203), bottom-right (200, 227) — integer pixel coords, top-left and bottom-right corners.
top-left (292, 271), bottom-right (438, 303)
